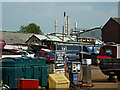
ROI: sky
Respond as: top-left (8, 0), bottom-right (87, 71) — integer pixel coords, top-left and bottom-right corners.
top-left (1, 1), bottom-right (119, 34)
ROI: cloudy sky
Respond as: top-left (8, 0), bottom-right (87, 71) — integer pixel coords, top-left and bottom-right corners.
top-left (1, 1), bottom-right (119, 34)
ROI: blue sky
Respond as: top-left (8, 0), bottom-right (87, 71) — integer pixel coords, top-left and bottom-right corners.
top-left (1, 2), bottom-right (118, 34)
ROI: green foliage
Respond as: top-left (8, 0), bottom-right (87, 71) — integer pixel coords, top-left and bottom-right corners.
top-left (19, 23), bottom-right (43, 34)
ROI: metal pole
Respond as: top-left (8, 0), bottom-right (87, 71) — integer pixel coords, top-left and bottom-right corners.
top-left (81, 41), bottom-right (83, 61)
top-left (77, 32), bottom-right (78, 42)
top-left (63, 26), bottom-right (64, 41)
top-left (63, 12), bottom-right (66, 41)
top-left (81, 41), bottom-right (84, 83)
top-left (55, 42), bottom-right (58, 70)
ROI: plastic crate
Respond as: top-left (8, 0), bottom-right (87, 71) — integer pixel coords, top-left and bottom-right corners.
top-left (17, 79), bottom-right (39, 89)
top-left (49, 74), bottom-right (70, 89)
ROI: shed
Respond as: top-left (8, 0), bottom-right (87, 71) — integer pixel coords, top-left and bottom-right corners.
top-left (1, 31), bottom-right (33, 44)
top-left (102, 17), bottom-right (120, 44)
top-left (25, 34), bottom-right (50, 45)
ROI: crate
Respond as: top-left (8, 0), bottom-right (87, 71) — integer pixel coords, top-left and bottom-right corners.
top-left (17, 79), bottom-right (39, 89)
top-left (49, 74), bottom-right (70, 89)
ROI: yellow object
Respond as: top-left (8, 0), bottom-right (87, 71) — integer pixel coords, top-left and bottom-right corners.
top-left (49, 74), bottom-right (70, 89)
top-left (1, 80), bottom-right (3, 84)
top-left (97, 59), bottom-right (100, 64)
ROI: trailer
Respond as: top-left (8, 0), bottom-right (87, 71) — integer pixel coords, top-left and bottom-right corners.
top-left (97, 44), bottom-right (120, 81)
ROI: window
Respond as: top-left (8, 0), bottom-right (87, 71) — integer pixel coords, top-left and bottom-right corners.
top-left (38, 52), bottom-right (42, 56)
top-left (44, 53), bottom-right (49, 57)
top-left (104, 48), bottom-right (114, 57)
top-left (49, 52), bottom-right (55, 57)
top-left (25, 50), bottom-right (34, 54)
top-left (62, 46), bottom-right (67, 50)
top-left (20, 52), bottom-right (28, 55)
top-left (66, 51), bottom-right (78, 54)
top-left (94, 47), bottom-right (100, 54)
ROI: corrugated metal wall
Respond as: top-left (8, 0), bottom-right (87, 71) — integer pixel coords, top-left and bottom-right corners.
top-left (80, 28), bottom-right (102, 40)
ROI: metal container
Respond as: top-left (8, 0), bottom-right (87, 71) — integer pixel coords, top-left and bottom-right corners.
top-left (0, 57), bottom-right (47, 88)
top-left (82, 59), bottom-right (92, 84)
top-left (1, 58), bottom-right (23, 88)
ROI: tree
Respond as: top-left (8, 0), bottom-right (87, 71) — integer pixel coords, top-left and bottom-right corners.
top-left (19, 23), bottom-right (43, 34)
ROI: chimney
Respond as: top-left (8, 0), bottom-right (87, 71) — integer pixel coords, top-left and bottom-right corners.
top-left (55, 20), bottom-right (57, 34)
top-left (75, 22), bottom-right (77, 35)
top-left (65, 21), bottom-right (67, 35)
top-left (67, 16), bottom-right (70, 37)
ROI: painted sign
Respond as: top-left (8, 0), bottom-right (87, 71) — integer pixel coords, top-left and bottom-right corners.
top-left (73, 74), bottom-right (78, 83)
top-left (55, 51), bottom-right (65, 68)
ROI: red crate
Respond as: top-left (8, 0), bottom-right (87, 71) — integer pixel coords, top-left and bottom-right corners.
top-left (17, 79), bottom-right (39, 90)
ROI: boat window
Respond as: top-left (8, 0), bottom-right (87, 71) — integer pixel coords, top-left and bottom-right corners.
top-left (104, 48), bottom-right (114, 57)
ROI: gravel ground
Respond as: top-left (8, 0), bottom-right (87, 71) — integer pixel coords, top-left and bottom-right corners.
top-left (91, 65), bottom-right (108, 80)
top-left (91, 65), bottom-right (119, 89)
top-left (0, 65), bottom-right (119, 89)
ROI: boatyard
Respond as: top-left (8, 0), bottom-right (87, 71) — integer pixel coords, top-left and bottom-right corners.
top-left (0, 1), bottom-right (120, 90)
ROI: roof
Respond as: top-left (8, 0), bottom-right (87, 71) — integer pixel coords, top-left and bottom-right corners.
top-left (79, 27), bottom-right (102, 34)
top-left (70, 37), bottom-right (76, 41)
top-left (63, 37), bottom-right (71, 41)
top-left (34, 34), bottom-right (50, 40)
top-left (78, 37), bottom-right (96, 39)
top-left (0, 31), bottom-right (33, 44)
top-left (112, 18), bottom-right (120, 24)
top-left (33, 34), bottom-right (63, 41)
top-left (47, 35), bottom-right (62, 41)
top-left (58, 36), bottom-right (72, 42)
top-left (26, 34), bottom-right (63, 42)
top-left (102, 17), bottom-right (120, 30)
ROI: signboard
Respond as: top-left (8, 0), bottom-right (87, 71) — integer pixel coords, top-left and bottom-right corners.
top-left (82, 59), bottom-right (92, 65)
top-left (73, 74), bottom-right (78, 83)
top-left (55, 51), bottom-right (65, 68)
